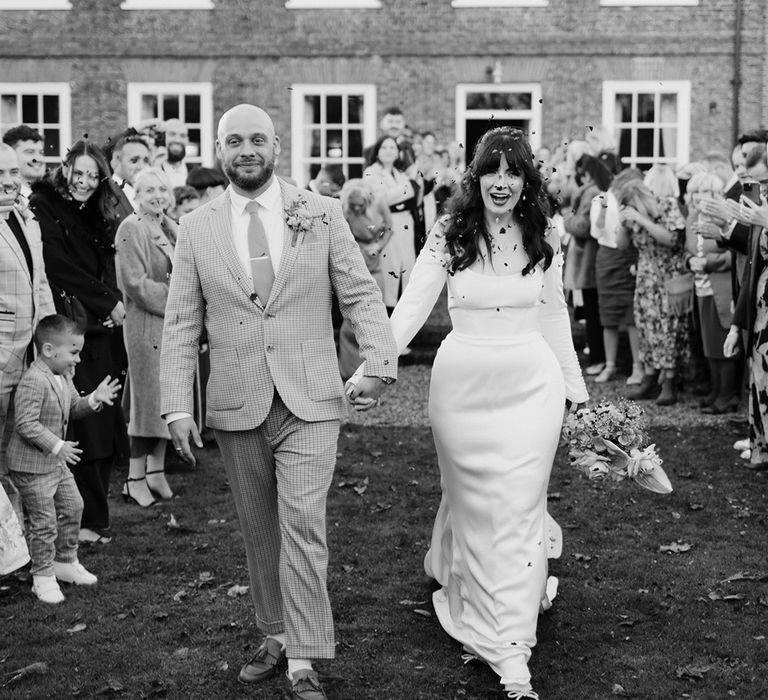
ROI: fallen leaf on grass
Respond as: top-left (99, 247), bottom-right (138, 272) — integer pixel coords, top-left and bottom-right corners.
top-left (399, 599), bottom-right (427, 606)
top-left (167, 514), bottom-right (180, 529)
top-left (352, 477), bottom-right (369, 496)
top-left (2, 661), bottom-right (48, 687)
top-left (66, 622), bottom-right (87, 634)
top-left (153, 611), bottom-right (169, 620)
top-left (413, 609), bottom-right (432, 618)
top-left (371, 502), bottom-right (391, 513)
top-left (172, 590), bottom-right (188, 602)
top-left (547, 492), bottom-right (562, 500)
top-left (172, 647), bottom-right (189, 659)
top-left (689, 503), bottom-right (704, 510)
top-left (218, 661), bottom-right (229, 671)
top-left (342, 564), bottom-right (354, 573)
top-left (95, 677), bottom-right (124, 695)
top-left (612, 684), bottom-right (630, 696)
top-left (196, 571), bottom-right (214, 587)
top-left (760, 597), bottom-right (768, 607)
top-left (660, 542), bottom-right (692, 554)
top-left (226, 584), bottom-right (249, 598)
top-left (675, 664), bottom-right (714, 680)
top-left (718, 571), bottom-right (768, 584)
top-left (573, 553), bottom-right (592, 562)
top-left (707, 591), bottom-right (745, 602)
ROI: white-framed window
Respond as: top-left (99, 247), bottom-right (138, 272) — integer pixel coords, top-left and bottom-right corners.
top-left (452, 1), bottom-right (547, 7)
top-left (455, 84), bottom-right (542, 165)
top-left (0, 1), bottom-right (71, 8)
top-left (121, 0), bottom-right (213, 9)
top-left (290, 84), bottom-right (377, 188)
top-left (602, 80), bottom-right (690, 170)
top-left (126, 82), bottom-right (214, 166)
top-left (285, 1), bottom-right (381, 8)
top-left (0, 83), bottom-right (71, 166)
top-left (601, 1), bottom-right (697, 6)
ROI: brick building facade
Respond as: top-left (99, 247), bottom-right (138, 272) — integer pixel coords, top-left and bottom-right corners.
top-left (0, 0), bottom-right (765, 186)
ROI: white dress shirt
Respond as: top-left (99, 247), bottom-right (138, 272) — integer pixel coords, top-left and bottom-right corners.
top-left (112, 173), bottom-right (137, 211)
top-left (227, 177), bottom-right (285, 277)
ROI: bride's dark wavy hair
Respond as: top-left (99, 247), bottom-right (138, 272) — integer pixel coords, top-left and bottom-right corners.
top-left (444, 127), bottom-right (552, 275)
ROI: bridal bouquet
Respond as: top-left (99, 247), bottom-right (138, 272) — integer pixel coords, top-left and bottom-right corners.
top-left (561, 399), bottom-right (673, 494)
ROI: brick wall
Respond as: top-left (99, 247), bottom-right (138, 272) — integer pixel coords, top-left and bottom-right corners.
top-left (0, 0), bottom-right (764, 176)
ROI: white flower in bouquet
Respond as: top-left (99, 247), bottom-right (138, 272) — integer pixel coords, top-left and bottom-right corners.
top-left (561, 400), bottom-right (672, 494)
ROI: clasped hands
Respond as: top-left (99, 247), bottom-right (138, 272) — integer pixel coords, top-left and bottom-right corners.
top-left (345, 375), bottom-right (390, 411)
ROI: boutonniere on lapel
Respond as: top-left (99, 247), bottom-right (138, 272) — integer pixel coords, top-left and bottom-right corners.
top-left (284, 195), bottom-right (327, 247)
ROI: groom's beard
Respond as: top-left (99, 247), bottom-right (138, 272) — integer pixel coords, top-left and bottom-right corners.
top-left (166, 142), bottom-right (186, 164)
top-left (224, 158), bottom-right (275, 192)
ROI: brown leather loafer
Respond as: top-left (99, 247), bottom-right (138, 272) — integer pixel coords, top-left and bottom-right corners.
top-left (237, 637), bottom-right (286, 684)
top-left (290, 669), bottom-right (327, 700)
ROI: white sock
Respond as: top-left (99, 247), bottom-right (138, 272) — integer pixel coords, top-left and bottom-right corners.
top-left (287, 658), bottom-right (313, 678)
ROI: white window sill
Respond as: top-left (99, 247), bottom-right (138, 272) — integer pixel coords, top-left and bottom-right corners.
top-left (121, 0), bottom-right (213, 9)
top-left (286, 0), bottom-right (381, 8)
top-left (0, 1), bottom-right (71, 8)
top-left (452, 0), bottom-right (548, 7)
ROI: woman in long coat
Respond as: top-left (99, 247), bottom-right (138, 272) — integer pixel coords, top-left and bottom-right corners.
top-left (115, 168), bottom-right (178, 507)
top-left (30, 140), bottom-right (126, 543)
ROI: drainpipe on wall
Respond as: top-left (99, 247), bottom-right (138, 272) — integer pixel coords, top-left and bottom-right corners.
top-left (732, 0), bottom-right (743, 143)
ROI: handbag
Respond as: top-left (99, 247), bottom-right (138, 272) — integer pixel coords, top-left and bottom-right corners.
top-left (664, 272), bottom-right (694, 316)
top-left (0, 484), bottom-right (29, 576)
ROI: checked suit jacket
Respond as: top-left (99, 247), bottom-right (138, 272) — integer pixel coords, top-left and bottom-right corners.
top-left (0, 207), bottom-right (56, 390)
top-left (7, 358), bottom-right (96, 474)
top-left (160, 179), bottom-right (398, 430)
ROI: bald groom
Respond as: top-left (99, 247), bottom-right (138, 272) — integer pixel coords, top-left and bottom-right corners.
top-left (160, 104), bottom-right (397, 699)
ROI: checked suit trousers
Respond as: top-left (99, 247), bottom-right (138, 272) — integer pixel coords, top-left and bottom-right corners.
top-left (215, 390), bottom-right (339, 659)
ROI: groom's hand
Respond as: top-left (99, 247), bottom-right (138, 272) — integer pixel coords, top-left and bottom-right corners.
top-left (345, 376), bottom-right (390, 411)
top-left (168, 416), bottom-right (203, 465)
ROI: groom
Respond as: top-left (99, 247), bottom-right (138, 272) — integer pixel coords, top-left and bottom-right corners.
top-left (160, 104), bottom-right (397, 699)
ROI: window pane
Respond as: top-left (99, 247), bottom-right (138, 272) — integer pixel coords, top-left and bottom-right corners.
top-left (163, 95), bottom-right (179, 120)
top-left (309, 129), bottom-right (322, 158)
top-left (347, 95), bottom-right (363, 124)
top-left (326, 95), bottom-right (342, 124)
top-left (615, 94), bottom-right (632, 123)
top-left (184, 94), bottom-right (201, 124)
top-left (637, 93), bottom-right (654, 123)
top-left (305, 96), bottom-right (321, 124)
top-left (141, 94), bottom-right (158, 121)
top-left (347, 129), bottom-right (363, 157)
top-left (659, 93), bottom-right (677, 123)
top-left (21, 94), bottom-right (38, 123)
top-left (348, 162), bottom-right (362, 180)
top-left (616, 126), bottom-right (632, 161)
top-left (1, 95), bottom-right (17, 125)
top-left (658, 126), bottom-right (676, 158)
top-left (43, 128), bottom-right (60, 157)
top-left (326, 129), bottom-right (342, 158)
top-left (187, 127), bottom-right (201, 157)
top-left (636, 128), bottom-right (655, 158)
top-left (42, 95), bottom-right (59, 124)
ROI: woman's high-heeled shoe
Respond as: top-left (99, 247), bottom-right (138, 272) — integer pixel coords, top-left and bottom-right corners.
top-left (145, 469), bottom-right (174, 500)
top-left (121, 477), bottom-right (156, 508)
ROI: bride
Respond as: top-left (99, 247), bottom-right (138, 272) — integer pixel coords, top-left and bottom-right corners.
top-left (348, 126), bottom-right (588, 698)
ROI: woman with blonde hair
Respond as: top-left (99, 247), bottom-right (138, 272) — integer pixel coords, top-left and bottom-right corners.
top-left (683, 171), bottom-right (738, 413)
top-left (618, 179), bottom-right (689, 405)
top-left (115, 167), bottom-right (178, 506)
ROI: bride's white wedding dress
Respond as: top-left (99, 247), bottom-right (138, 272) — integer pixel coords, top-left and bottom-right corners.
top-left (386, 221), bottom-right (588, 688)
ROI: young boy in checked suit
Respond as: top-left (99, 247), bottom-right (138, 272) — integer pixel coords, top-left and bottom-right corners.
top-left (7, 315), bottom-right (120, 604)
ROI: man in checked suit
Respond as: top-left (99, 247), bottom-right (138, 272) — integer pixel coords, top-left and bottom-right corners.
top-left (0, 144), bottom-right (56, 522)
top-left (160, 104), bottom-right (397, 700)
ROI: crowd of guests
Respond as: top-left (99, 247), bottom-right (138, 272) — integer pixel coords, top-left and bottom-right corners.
top-left (1, 109), bottom-right (768, 607)
top-left (539, 126), bottom-right (768, 471)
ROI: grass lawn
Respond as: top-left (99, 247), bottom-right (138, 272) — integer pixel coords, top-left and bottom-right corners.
top-left (1, 367), bottom-right (767, 699)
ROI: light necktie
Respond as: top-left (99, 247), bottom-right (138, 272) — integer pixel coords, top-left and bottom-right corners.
top-left (245, 199), bottom-right (275, 304)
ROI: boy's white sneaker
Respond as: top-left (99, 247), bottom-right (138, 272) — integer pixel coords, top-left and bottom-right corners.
top-left (733, 438), bottom-right (750, 451)
top-left (53, 560), bottom-right (98, 586)
top-left (32, 575), bottom-right (65, 604)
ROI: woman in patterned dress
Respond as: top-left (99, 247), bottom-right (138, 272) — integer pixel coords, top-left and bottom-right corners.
top-left (617, 180), bottom-right (689, 405)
